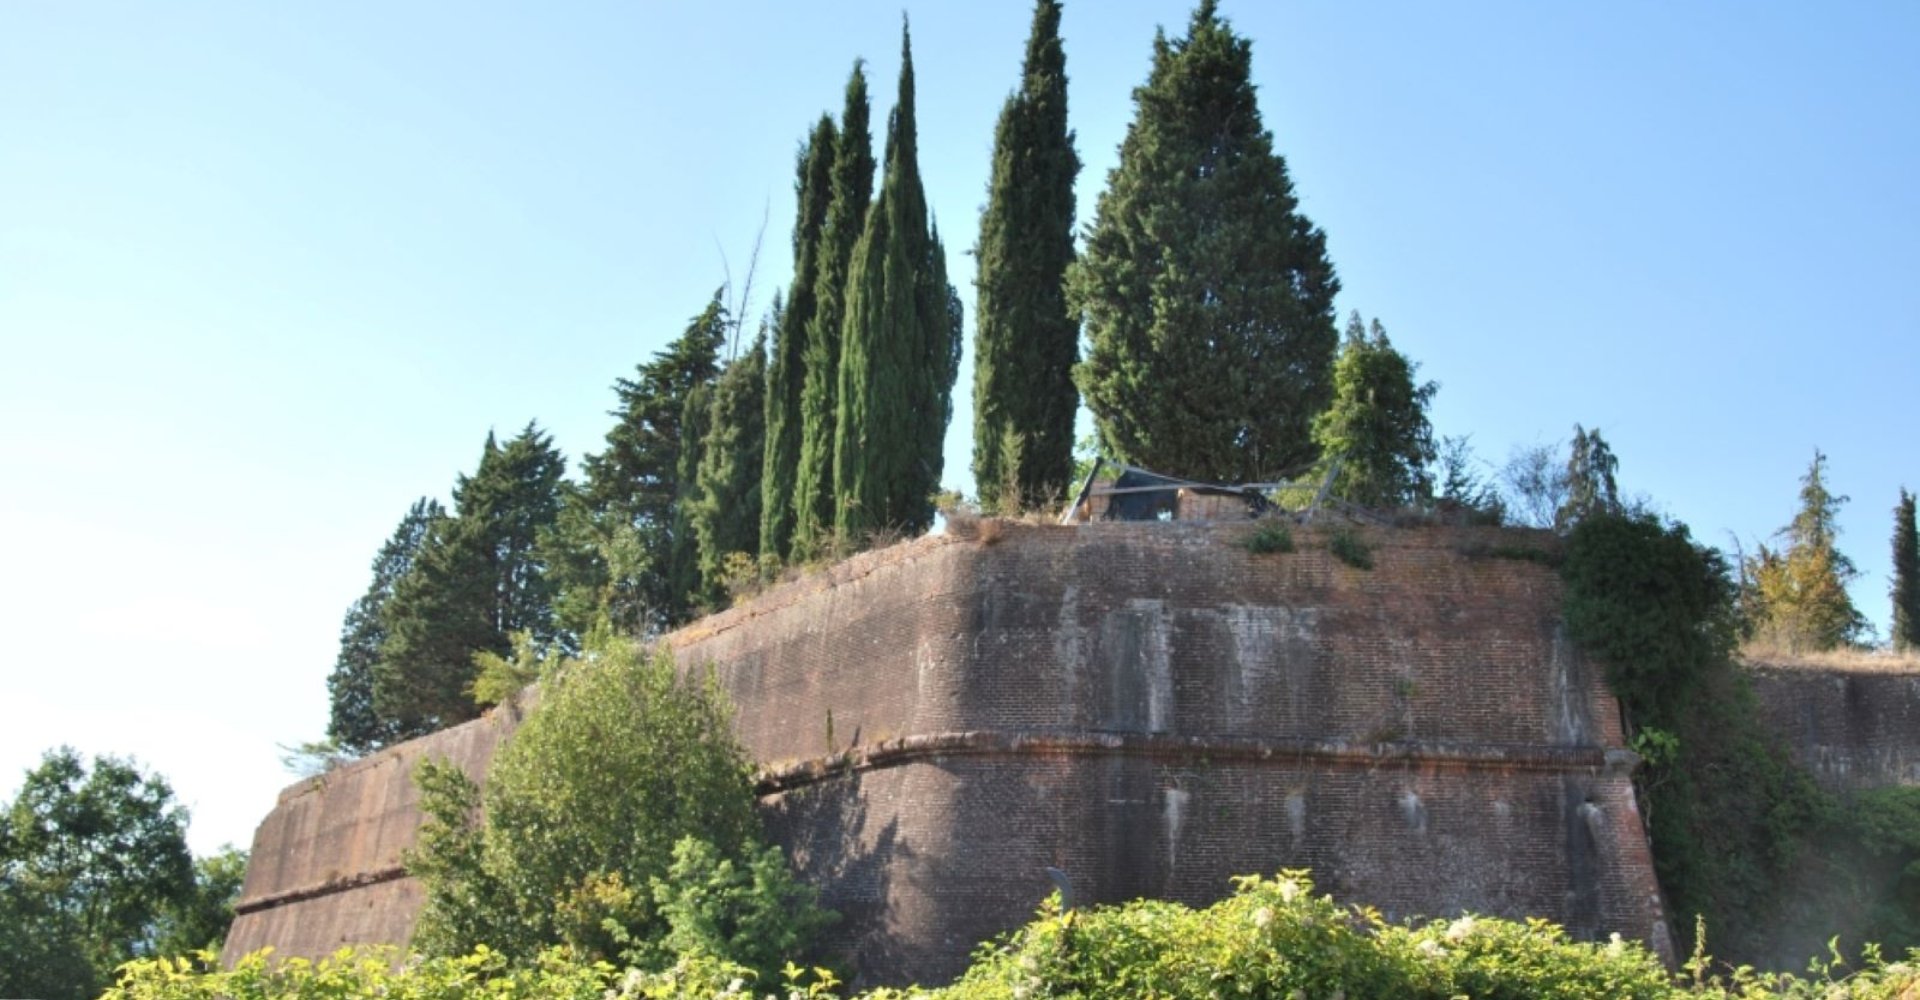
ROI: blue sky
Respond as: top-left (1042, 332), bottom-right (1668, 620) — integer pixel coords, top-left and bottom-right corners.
top-left (2, 1), bottom-right (1915, 855)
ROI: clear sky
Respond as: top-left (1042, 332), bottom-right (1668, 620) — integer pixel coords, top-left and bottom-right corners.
top-left (2, 1), bottom-right (1915, 856)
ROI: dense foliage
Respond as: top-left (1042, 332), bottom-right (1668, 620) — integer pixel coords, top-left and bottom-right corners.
top-left (971, 0), bottom-right (1079, 512)
top-left (763, 118), bottom-right (839, 563)
top-left (114, 873), bottom-right (1920, 999)
top-left (1740, 451), bottom-right (1868, 652)
top-left (0, 749), bottom-right (243, 1000)
top-left (408, 634), bottom-right (827, 981)
top-left (793, 65), bottom-right (875, 561)
top-left (326, 497), bottom-right (444, 753)
top-left (1070, 0), bottom-right (1339, 483)
top-left (376, 425), bottom-right (567, 734)
top-left (834, 22), bottom-right (963, 541)
top-left (1310, 313), bottom-right (1436, 508)
top-left (693, 334), bottom-right (769, 609)
top-left (1892, 488), bottom-right (1918, 651)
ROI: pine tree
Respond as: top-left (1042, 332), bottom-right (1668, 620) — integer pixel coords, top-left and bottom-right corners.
top-left (1555, 424), bottom-right (1621, 532)
top-left (546, 292), bottom-right (728, 636)
top-left (971, 0), bottom-right (1080, 512)
top-left (762, 118), bottom-right (838, 563)
top-left (1892, 488), bottom-right (1918, 652)
top-left (834, 21), bottom-right (961, 542)
top-left (793, 65), bottom-right (875, 560)
top-left (326, 497), bottom-right (444, 755)
top-left (1309, 314), bottom-right (1435, 508)
top-left (377, 425), bottom-right (566, 733)
top-left (695, 333), bottom-right (769, 608)
top-left (1742, 450), bottom-right (1867, 653)
top-left (1069, 0), bottom-right (1339, 483)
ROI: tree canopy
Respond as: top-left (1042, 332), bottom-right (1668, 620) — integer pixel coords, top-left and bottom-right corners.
top-left (1741, 450), bottom-right (1868, 653)
top-left (327, 497), bottom-right (444, 754)
top-left (971, 0), bottom-right (1080, 511)
top-left (1, 748), bottom-right (195, 1000)
top-left (1069, 0), bottom-right (1339, 483)
top-left (1310, 313), bottom-right (1436, 508)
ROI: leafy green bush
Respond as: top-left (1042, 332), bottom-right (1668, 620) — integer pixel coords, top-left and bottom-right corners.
top-left (408, 632), bottom-right (830, 981)
top-left (99, 873), bottom-right (1920, 999)
top-left (1242, 520), bottom-right (1294, 554)
top-left (1328, 527), bottom-right (1374, 569)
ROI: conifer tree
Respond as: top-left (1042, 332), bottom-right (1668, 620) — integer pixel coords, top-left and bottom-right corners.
top-left (835, 21), bottom-right (961, 541)
top-left (972, 0), bottom-right (1080, 512)
top-left (665, 382), bottom-right (712, 626)
top-left (1742, 450), bottom-right (1867, 652)
top-left (545, 293), bottom-right (728, 636)
top-left (761, 119), bottom-right (838, 563)
top-left (377, 425), bottom-right (566, 734)
top-left (1893, 488), bottom-right (1918, 652)
top-left (326, 497), bottom-right (444, 755)
top-left (695, 333), bottom-right (768, 608)
top-left (1556, 424), bottom-right (1621, 532)
top-left (1309, 314), bottom-right (1435, 508)
top-left (793, 65), bottom-right (875, 560)
top-left (1070, 0), bottom-right (1339, 483)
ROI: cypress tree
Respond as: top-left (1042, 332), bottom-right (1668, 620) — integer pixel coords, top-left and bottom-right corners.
top-left (377, 425), bottom-right (566, 734)
top-left (761, 118), bottom-right (838, 563)
top-left (326, 496), bottom-right (444, 754)
top-left (1069, 0), bottom-right (1339, 483)
top-left (793, 65), bottom-right (874, 560)
top-left (835, 20), bottom-right (960, 542)
top-left (1309, 314), bottom-right (1436, 509)
top-left (1893, 488), bottom-right (1919, 652)
top-left (546, 292), bottom-right (728, 636)
top-left (695, 332), bottom-right (769, 608)
top-left (972, 0), bottom-right (1080, 512)
top-left (666, 382), bottom-right (713, 625)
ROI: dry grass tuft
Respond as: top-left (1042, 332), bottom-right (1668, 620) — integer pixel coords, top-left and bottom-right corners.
top-left (1741, 643), bottom-right (1920, 674)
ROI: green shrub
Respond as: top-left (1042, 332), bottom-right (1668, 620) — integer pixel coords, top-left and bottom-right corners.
top-left (1242, 521), bottom-right (1295, 554)
top-left (1329, 527), bottom-right (1374, 569)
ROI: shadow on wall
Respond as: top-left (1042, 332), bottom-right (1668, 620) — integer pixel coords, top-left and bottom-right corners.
top-left (761, 770), bottom-right (907, 988)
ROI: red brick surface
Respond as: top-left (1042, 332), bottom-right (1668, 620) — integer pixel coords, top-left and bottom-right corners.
top-left (226, 522), bottom-right (1672, 985)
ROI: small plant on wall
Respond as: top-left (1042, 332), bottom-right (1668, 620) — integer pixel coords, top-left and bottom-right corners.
top-left (1329, 528), bottom-right (1374, 569)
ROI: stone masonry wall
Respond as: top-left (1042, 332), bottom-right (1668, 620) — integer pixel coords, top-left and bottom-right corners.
top-left (1747, 664), bottom-right (1920, 792)
top-left (225, 521), bottom-right (1668, 985)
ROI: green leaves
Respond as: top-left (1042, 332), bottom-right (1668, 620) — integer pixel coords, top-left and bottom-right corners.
top-left (971, 0), bottom-right (1080, 512)
top-left (1311, 314), bottom-right (1437, 508)
top-left (1070, 2), bottom-right (1339, 483)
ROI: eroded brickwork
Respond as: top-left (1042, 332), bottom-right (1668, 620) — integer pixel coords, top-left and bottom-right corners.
top-left (1747, 664), bottom-right (1920, 792)
top-left (226, 522), bottom-right (1670, 985)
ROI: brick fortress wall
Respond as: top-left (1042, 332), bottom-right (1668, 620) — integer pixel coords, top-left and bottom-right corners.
top-left (225, 521), bottom-right (1671, 985)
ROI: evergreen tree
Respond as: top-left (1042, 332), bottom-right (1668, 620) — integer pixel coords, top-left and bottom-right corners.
top-left (326, 497), bottom-right (444, 755)
top-left (1069, 0), bottom-right (1339, 483)
top-left (1555, 424), bottom-right (1621, 532)
top-left (1892, 488), bottom-right (1918, 652)
top-left (1309, 313), bottom-right (1436, 508)
top-left (546, 293), bottom-right (728, 636)
top-left (666, 382), bottom-right (713, 625)
top-left (1742, 450), bottom-right (1868, 652)
top-left (793, 65), bottom-right (875, 560)
top-left (695, 332), bottom-right (768, 608)
top-left (378, 425), bottom-right (566, 733)
top-left (834, 21), bottom-right (961, 542)
top-left (762, 119), bottom-right (838, 563)
top-left (971, 0), bottom-right (1080, 512)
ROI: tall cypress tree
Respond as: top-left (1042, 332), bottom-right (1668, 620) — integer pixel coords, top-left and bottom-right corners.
top-left (762, 119), bottom-right (838, 563)
top-left (377, 425), bottom-right (566, 734)
top-left (545, 292), bottom-right (728, 636)
top-left (972, 0), bottom-right (1080, 512)
top-left (793, 65), bottom-right (874, 560)
top-left (1893, 488), bottom-right (1919, 652)
top-left (696, 332), bottom-right (769, 608)
top-left (326, 497), bottom-right (444, 754)
top-left (666, 381), bottom-right (713, 625)
top-left (835, 20), bottom-right (960, 541)
top-left (1069, 0), bottom-right (1339, 483)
